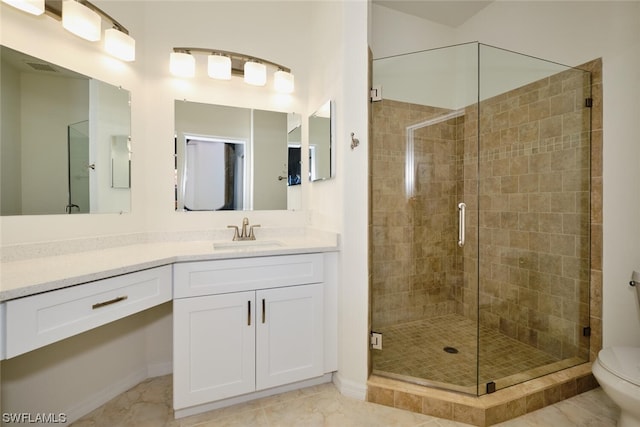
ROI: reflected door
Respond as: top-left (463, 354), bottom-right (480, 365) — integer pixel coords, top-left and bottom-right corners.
top-left (252, 110), bottom-right (287, 210)
top-left (67, 121), bottom-right (90, 214)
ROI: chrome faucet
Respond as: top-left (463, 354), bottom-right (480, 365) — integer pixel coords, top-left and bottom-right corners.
top-left (227, 217), bottom-right (260, 241)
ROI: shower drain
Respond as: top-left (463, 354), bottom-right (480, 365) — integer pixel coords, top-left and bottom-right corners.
top-left (443, 346), bottom-right (459, 354)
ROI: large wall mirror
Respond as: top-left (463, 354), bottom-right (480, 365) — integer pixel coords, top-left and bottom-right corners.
top-left (0, 46), bottom-right (132, 216)
top-left (308, 100), bottom-right (334, 182)
top-left (174, 101), bottom-right (301, 211)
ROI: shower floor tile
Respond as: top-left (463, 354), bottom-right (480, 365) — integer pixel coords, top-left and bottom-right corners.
top-left (371, 314), bottom-right (562, 394)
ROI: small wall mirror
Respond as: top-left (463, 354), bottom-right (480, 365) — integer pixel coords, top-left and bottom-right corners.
top-left (308, 100), bottom-right (334, 182)
top-left (0, 45), bottom-right (132, 215)
top-left (174, 101), bottom-right (301, 211)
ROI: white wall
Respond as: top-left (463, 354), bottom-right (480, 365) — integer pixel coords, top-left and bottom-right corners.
top-left (0, 59), bottom-right (22, 215)
top-left (371, 4), bottom-right (456, 59)
top-left (338, 1), bottom-right (370, 398)
top-left (371, 1), bottom-right (640, 347)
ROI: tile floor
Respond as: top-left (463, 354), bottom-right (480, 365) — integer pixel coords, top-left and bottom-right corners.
top-left (69, 374), bottom-right (619, 427)
top-left (371, 314), bottom-right (579, 393)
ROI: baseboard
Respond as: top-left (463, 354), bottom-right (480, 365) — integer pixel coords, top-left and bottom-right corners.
top-left (148, 361), bottom-right (173, 377)
top-left (333, 372), bottom-right (367, 400)
top-left (174, 373), bottom-right (333, 419)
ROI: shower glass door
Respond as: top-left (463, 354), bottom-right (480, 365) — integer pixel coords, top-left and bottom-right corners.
top-left (370, 42), bottom-right (591, 396)
top-left (370, 42), bottom-right (480, 394)
top-left (476, 44), bottom-right (591, 394)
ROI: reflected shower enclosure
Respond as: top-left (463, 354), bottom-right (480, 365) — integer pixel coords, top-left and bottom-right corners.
top-left (370, 43), bottom-right (591, 395)
top-left (67, 120), bottom-right (90, 213)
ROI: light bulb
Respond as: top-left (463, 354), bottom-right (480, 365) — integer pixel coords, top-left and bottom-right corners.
top-left (274, 70), bottom-right (294, 94)
top-left (1, 0), bottom-right (44, 15)
top-left (62, 0), bottom-right (101, 42)
top-left (244, 61), bottom-right (266, 86)
top-left (170, 52), bottom-right (195, 78)
top-left (208, 55), bottom-right (231, 80)
top-left (105, 29), bottom-right (135, 62)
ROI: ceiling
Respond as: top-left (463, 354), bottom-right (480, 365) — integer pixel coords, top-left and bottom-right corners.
top-left (1, 45), bottom-right (86, 79)
top-left (373, 0), bottom-right (494, 28)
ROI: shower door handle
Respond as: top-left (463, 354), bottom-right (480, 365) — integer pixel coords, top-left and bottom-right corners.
top-left (458, 202), bottom-right (466, 247)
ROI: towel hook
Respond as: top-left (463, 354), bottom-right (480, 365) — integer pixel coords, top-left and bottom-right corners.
top-left (350, 132), bottom-right (360, 150)
top-left (630, 270), bottom-right (640, 286)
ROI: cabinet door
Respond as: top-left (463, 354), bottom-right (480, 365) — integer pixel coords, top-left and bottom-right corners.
top-left (173, 291), bottom-right (255, 410)
top-left (256, 284), bottom-right (324, 390)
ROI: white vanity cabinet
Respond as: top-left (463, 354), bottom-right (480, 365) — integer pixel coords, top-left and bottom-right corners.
top-left (173, 254), bottom-right (325, 414)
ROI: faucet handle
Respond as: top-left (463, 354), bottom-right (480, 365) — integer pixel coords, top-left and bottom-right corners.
top-left (227, 225), bottom-right (240, 241)
top-left (248, 224), bottom-right (261, 240)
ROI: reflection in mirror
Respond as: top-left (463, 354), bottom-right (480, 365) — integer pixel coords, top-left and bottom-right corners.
top-left (309, 100), bottom-right (334, 181)
top-left (174, 101), bottom-right (300, 211)
top-left (0, 45), bottom-right (132, 215)
top-left (287, 119), bottom-right (301, 186)
top-left (68, 121), bottom-right (90, 213)
top-left (111, 136), bottom-right (131, 189)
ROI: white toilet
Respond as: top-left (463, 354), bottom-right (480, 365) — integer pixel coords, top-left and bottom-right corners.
top-left (593, 275), bottom-right (640, 427)
top-left (593, 346), bottom-right (640, 427)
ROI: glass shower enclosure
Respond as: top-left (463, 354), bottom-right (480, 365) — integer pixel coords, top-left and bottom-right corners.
top-left (370, 42), bottom-right (591, 395)
top-left (67, 120), bottom-right (90, 214)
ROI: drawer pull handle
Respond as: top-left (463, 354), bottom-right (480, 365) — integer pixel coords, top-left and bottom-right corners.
top-left (92, 295), bottom-right (128, 310)
top-left (262, 299), bottom-right (266, 324)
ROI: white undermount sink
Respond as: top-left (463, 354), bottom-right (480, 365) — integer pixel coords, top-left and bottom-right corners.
top-left (212, 240), bottom-right (284, 250)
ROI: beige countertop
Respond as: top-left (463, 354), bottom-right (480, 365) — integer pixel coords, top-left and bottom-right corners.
top-left (0, 231), bottom-right (339, 301)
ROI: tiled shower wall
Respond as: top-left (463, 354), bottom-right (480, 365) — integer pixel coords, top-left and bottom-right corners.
top-left (371, 102), bottom-right (463, 328)
top-left (371, 65), bottom-right (594, 362)
top-left (471, 67), bottom-right (592, 360)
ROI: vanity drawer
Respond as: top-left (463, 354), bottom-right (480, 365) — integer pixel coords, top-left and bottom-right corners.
top-left (174, 254), bottom-right (323, 298)
top-left (5, 265), bottom-right (172, 359)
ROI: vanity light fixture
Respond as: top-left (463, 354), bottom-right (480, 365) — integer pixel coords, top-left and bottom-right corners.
top-left (2, 0), bottom-right (136, 62)
top-left (170, 47), bottom-right (294, 94)
top-left (1, 0), bottom-right (44, 15)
